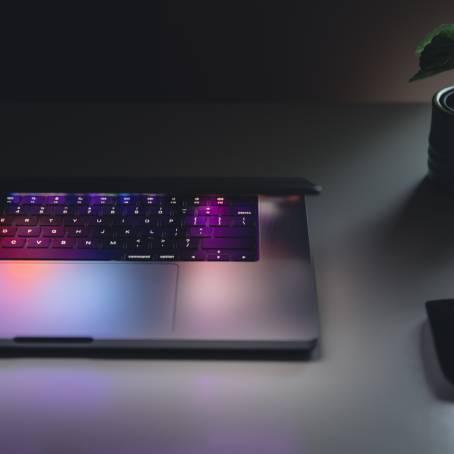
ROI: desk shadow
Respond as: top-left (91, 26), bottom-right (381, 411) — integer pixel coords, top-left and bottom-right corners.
top-left (420, 320), bottom-right (454, 401)
top-left (381, 177), bottom-right (454, 269)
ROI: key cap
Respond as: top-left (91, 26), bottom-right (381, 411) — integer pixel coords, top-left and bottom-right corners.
top-left (63, 217), bottom-right (85, 226)
top-left (154, 252), bottom-right (177, 261)
top-left (87, 217), bottom-right (111, 226)
top-left (46, 195), bottom-right (68, 205)
top-left (103, 239), bottom-right (121, 249)
top-left (28, 205), bottom-right (52, 215)
top-left (27, 238), bottom-right (50, 248)
top-left (202, 238), bottom-right (255, 249)
top-left (90, 227), bottom-right (112, 238)
top-left (77, 239), bottom-right (100, 249)
top-left (0, 216), bottom-right (13, 226)
top-left (53, 206), bottom-right (75, 215)
top-left (188, 227), bottom-right (212, 237)
top-left (0, 227), bottom-right (17, 237)
top-left (207, 254), bottom-right (229, 261)
top-left (17, 227), bottom-right (41, 237)
top-left (231, 216), bottom-right (256, 227)
top-left (151, 239), bottom-right (172, 249)
top-left (51, 238), bottom-right (75, 248)
top-left (177, 238), bottom-right (201, 249)
top-left (1, 238), bottom-right (25, 248)
top-left (181, 252), bottom-right (205, 261)
top-left (125, 238), bottom-right (149, 250)
top-left (66, 227), bottom-right (88, 237)
top-left (5, 195), bottom-right (21, 205)
top-left (5, 205), bottom-right (23, 214)
top-left (39, 216), bottom-right (62, 226)
top-left (208, 216), bottom-right (230, 227)
top-left (42, 227), bottom-right (65, 237)
top-left (184, 216), bottom-right (208, 226)
top-left (212, 227), bottom-right (255, 237)
top-left (231, 251), bottom-right (257, 261)
top-left (21, 195), bottom-right (46, 205)
top-left (90, 195), bottom-right (116, 205)
top-left (15, 216), bottom-right (38, 226)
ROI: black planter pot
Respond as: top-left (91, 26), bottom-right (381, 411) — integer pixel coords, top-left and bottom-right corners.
top-left (427, 86), bottom-right (454, 189)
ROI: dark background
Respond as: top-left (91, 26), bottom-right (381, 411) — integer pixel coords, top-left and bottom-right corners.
top-left (0, 1), bottom-right (453, 102)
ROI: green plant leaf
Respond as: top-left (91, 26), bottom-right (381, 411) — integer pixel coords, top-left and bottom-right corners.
top-left (410, 24), bottom-right (454, 81)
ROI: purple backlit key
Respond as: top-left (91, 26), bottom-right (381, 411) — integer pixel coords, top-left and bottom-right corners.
top-left (27, 238), bottom-right (50, 248)
top-left (202, 238), bottom-right (256, 249)
top-left (51, 238), bottom-right (76, 248)
top-left (212, 227), bottom-right (255, 237)
top-left (42, 227), bottom-right (65, 237)
top-left (17, 227), bottom-right (41, 237)
top-left (1, 238), bottom-right (25, 248)
top-left (0, 227), bottom-right (17, 237)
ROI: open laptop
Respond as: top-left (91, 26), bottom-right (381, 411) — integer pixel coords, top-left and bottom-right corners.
top-left (0, 177), bottom-right (320, 354)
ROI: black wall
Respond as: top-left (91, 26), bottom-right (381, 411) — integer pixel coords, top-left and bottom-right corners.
top-left (1, 1), bottom-right (453, 102)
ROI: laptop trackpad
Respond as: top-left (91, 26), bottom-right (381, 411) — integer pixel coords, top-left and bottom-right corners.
top-left (0, 262), bottom-right (178, 339)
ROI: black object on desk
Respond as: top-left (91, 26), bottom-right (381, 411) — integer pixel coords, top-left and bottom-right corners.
top-left (426, 299), bottom-right (454, 384)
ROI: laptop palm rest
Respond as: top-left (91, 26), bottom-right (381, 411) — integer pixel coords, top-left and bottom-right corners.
top-left (0, 261), bottom-right (178, 340)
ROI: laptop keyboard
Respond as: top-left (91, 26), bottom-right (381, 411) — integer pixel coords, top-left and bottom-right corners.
top-left (0, 193), bottom-right (259, 261)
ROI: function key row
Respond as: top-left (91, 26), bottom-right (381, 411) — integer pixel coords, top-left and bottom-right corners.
top-left (5, 194), bottom-right (256, 207)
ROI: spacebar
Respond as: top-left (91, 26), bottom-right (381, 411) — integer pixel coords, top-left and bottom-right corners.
top-left (0, 249), bottom-right (122, 260)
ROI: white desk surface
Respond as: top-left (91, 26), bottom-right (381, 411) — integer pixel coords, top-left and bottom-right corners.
top-left (0, 102), bottom-right (452, 454)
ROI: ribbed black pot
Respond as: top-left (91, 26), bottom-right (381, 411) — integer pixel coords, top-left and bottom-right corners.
top-left (428, 86), bottom-right (454, 189)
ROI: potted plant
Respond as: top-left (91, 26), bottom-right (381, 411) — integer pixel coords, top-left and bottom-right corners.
top-left (411, 24), bottom-right (454, 188)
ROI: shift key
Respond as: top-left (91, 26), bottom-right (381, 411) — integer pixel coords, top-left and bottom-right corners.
top-left (202, 238), bottom-right (255, 249)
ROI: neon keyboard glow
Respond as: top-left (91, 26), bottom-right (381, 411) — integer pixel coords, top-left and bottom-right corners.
top-left (0, 193), bottom-right (259, 261)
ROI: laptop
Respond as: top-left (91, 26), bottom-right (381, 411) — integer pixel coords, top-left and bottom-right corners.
top-left (0, 177), bottom-right (321, 354)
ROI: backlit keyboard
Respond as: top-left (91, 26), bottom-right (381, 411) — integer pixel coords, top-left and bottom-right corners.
top-left (0, 193), bottom-right (259, 261)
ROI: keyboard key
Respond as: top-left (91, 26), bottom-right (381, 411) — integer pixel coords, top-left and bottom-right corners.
top-left (28, 205), bottom-right (52, 215)
top-left (51, 238), bottom-right (75, 248)
top-left (207, 254), bottom-right (229, 261)
top-left (202, 238), bottom-right (255, 249)
top-left (27, 238), bottom-right (50, 248)
top-left (90, 227), bottom-right (113, 238)
top-left (0, 227), bottom-right (17, 237)
top-left (17, 227), bottom-right (41, 237)
top-left (231, 216), bottom-right (256, 227)
top-left (63, 217), bottom-right (85, 226)
top-left (103, 239), bottom-right (122, 249)
top-left (77, 239), bottom-right (100, 249)
top-left (0, 216), bottom-right (13, 226)
top-left (39, 216), bottom-right (62, 226)
top-left (42, 227), bottom-right (65, 237)
top-left (66, 227), bottom-right (88, 237)
top-left (184, 216), bottom-right (208, 226)
top-left (212, 227), bottom-right (255, 237)
top-left (5, 205), bottom-right (22, 214)
top-left (151, 239), bottom-right (173, 249)
top-left (177, 238), bottom-right (201, 249)
top-left (15, 216), bottom-right (38, 226)
top-left (125, 238), bottom-right (149, 250)
top-left (53, 206), bottom-right (75, 215)
top-left (90, 195), bottom-right (116, 205)
top-left (47, 195), bottom-right (68, 205)
top-left (208, 216), bottom-right (230, 227)
top-left (6, 195), bottom-right (21, 205)
top-left (231, 251), bottom-right (256, 261)
top-left (188, 227), bottom-right (212, 237)
top-left (154, 252), bottom-right (177, 261)
top-left (21, 195), bottom-right (46, 205)
top-left (1, 238), bottom-right (25, 248)
top-left (181, 252), bottom-right (205, 261)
